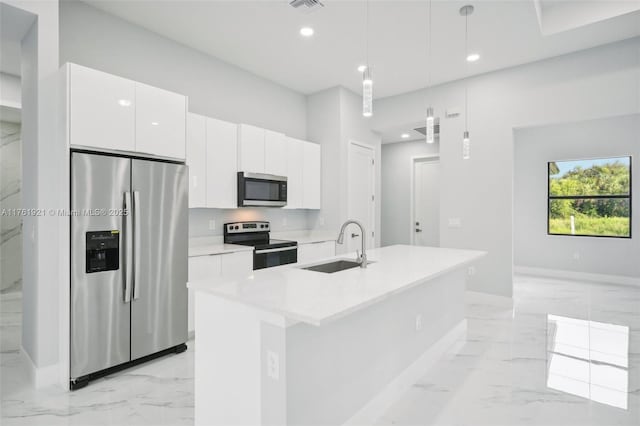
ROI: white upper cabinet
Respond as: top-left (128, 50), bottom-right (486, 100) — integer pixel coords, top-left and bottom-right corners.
top-left (69, 63), bottom-right (135, 152)
top-left (206, 118), bottom-right (238, 209)
top-left (237, 124), bottom-right (265, 173)
top-left (303, 141), bottom-right (321, 209)
top-left (66, 63), bottom-right (186, 159)
top-left (186, 113), bottom-right (207, 208)
top-left (135, 82), bottom-right (186, 159)
top-left (264, 130), bottom-right (287, 177)
top-left (284, 137), bottom-right (304, 209)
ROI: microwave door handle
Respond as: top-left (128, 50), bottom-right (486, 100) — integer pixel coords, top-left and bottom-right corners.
top-left (124, 191), bottom-right (133, 303)
top-left (133, 190), bottom-right (141, 300)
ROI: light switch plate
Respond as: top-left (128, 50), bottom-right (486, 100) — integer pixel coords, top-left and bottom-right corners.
top-left (267, 350), bottom-right (279, 380)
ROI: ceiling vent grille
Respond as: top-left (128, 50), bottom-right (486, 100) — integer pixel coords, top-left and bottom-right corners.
top-left (289, 0), bottom-right (324, 12)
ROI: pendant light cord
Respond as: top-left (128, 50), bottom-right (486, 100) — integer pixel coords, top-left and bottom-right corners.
top-left (427, 0), bottom-right (432, 93)
top-left (365, 0), bottom-right (370, 67)
top-left (464, 11), bottom-right (469, 130)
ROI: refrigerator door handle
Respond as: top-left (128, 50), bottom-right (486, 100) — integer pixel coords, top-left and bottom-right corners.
top-left (124, 191), bottom-right (133, 303)
top-left (133, 190), bottom-right (141, 300)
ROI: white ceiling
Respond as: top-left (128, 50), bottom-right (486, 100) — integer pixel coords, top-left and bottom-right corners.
top-left (85, 0), bottom-right (640, 99)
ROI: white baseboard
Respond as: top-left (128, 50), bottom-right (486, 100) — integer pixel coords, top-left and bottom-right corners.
top-left (20, 346), bottom-right (60, 389)
top-left (515, 266), bottom-right (640, 287)
top-left (465, 290), bottom-right (514, 308)
top-left (343, 320), bottom-right (467, 426)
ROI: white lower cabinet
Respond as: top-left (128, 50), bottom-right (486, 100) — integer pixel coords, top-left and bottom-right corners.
top-left (297, 241), bottom-right (336, 264)
top-left (187, 251), bottom-right (253, 333)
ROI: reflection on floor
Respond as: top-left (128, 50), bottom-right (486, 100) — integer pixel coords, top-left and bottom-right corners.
top-left (1, 275), bottom-right (639, 425)
top-left (547, 314), bottom-right (629, 409)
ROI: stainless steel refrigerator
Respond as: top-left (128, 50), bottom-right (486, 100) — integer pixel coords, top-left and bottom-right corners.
top-left (70, 151), bottom-right (188, 389)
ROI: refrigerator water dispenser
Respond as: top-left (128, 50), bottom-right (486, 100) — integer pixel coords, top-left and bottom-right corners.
top-left (86, 230), bottom-right (119, 273)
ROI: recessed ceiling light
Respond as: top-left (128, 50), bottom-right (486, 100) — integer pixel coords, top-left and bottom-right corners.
top-left (401, 133), bottom-right (410, 139)
top-left (118, 99), bottom-right (132, 107)
top-left (357, 65), bottom-right (367, 73)
top-left (466, 53), bottom-right (480, 62)
top-left (300, 27), bottom-right (314, 37)
top-left (151, 122), bottom-right (159, 126)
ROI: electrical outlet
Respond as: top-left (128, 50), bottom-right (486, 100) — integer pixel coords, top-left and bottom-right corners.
top-left (573, 252), bottom-right (580, 260)
top-left (282, 217), bottom-right (288, 227)
top-left (208, 220), bottom-right (216, 231)
top-left (267, 350), bottom-right (279, 380)
top-left (468, 266), bottom-right (476, 276)
top-left (415, 314), bottom-right (423, 332)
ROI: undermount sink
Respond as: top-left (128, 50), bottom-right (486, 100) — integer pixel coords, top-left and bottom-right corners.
top-left (301, 259), bottom-right (374, 274)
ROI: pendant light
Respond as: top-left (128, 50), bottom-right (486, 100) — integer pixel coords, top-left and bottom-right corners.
top-left (425, 0), bottom-right (435, 144)
top-left (460, 4), bottom-right (473, 160)
top-left (362, 0), bottom-right (373, 117)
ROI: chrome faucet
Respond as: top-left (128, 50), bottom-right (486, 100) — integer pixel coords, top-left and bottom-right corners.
top-left (337, 220), bottom-right (367, 268)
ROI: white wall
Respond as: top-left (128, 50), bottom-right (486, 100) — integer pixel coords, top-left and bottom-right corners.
top-left (373, 37), bottom-right (640, 297)
top-left (1, 0), bottom-right (60, 384)
top-left (59, 1), bottom-right (306, 139)
top-left (514, 114), bottom-right (639, 278)
top-left (307, 87), bottom-right (382, 253)
top-left (381, 140), bottom-right (439, 247)
top-left (0, 72), bottom-right (21, 108)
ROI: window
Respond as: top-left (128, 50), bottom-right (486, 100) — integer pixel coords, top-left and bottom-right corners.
top-left (548, 157), bottom-right (631, 238)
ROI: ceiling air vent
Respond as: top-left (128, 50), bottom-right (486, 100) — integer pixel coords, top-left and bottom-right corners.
top-left (414, 118), bottom-right (441, 143)
top-left (289, 0), bottom-right (324, 12)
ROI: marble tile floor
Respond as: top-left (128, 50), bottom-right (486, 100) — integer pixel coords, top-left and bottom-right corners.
top-left (1, 275), bottom-right (639, 426)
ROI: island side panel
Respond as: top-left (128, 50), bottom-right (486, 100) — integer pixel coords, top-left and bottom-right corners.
top-left (285, 269), bottom-right (466, 426)
top-left (194, 291), bottom-right (288, 426)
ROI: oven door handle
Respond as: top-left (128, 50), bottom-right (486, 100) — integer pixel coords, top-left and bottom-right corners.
top-left (255, 246), bottom-right (298, 254)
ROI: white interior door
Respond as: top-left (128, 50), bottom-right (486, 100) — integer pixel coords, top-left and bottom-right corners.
top-left (413, 159), bottom-right (440, 246)
top-left (347, 142), bottom-right (375, 253)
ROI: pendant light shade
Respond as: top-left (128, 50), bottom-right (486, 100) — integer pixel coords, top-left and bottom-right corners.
top-left (426, 107), bottom-right (435, 144)
top-left (462, 130), bottom-right (470, 160)
top-left (362, 68), bottom-right (373, 117)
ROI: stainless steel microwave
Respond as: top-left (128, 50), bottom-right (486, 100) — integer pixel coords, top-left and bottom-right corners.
top-left (237, 172), bottom-right (287, 207)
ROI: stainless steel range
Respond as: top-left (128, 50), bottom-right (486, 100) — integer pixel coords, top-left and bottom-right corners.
top-left (224, 221), bottom-right (297, 270)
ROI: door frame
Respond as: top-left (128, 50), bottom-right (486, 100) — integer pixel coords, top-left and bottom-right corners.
top-left (347, 140), bottom-right (376, 249)
top-left (409, 155), bottom-right (440, 245)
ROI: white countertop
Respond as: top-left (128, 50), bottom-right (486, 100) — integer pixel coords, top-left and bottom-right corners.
top-left (188, 236), bottom-right (253, 257)
top-left (188, 244), bottom-right (486, 326)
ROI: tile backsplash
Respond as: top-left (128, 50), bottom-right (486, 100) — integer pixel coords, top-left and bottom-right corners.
top-left (189, 208), bottom-right (313, 238)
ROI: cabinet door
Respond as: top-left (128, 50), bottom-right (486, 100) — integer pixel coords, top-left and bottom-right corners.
top-left (186, 113), bottom-right (207, 208)
top-left (284, 137), bottom-right (304, 209)
top-left (303, 142), bottom-right (321, 209)
top-left (220, 251), bottom-right (253, 276)
top-left (206, 118), bottom-right (238, 208)
top-left (69, 64), bottom-right (135, 151)
top-left (237, 124), bottom-right (265, 172)
top-left (188, 255), bottom-right (222, 333)
top-left (135, 82), bottom-right (186, 159)
top-left (264, 130), bottom-right (287, 176)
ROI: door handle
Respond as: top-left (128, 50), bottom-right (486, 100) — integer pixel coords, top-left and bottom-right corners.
top-left (124, 192), bottom-right (133, 303)
top-left (351, 233), bottom-right (360, 238)
top-left (415, 229), bottom-right (423, 233)
top-left (133, 190), bottom-right (141, 300)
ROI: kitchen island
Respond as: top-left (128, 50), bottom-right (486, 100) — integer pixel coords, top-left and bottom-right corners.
top-left (188, 244), bottom-right (486, 426)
